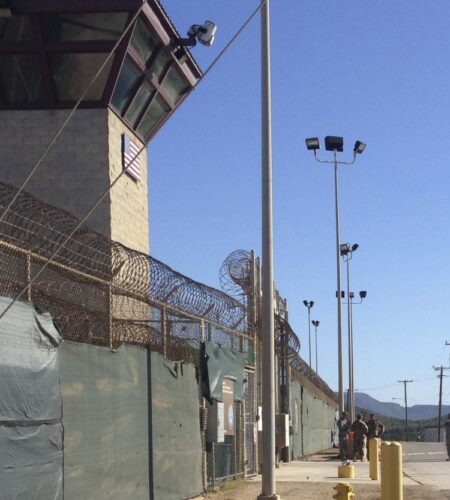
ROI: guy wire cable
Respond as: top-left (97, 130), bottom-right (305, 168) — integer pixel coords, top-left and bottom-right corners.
top-left (0, 5), bottom-right (145, 226)
top-left (0, 1), bottom-right (267, 323)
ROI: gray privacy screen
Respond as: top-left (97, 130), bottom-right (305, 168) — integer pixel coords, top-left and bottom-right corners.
top-left (201, 341), bottom-right (244, 402)
top-left (60, 342), bottom-right (150, 500)
top-left (0, 297), bottom-right (63, 500)
top-left (150, 352), bottom-right (203, 500)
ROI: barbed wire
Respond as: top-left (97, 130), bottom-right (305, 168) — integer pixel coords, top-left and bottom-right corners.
top-left (0, 182), bottom-right (248, 333)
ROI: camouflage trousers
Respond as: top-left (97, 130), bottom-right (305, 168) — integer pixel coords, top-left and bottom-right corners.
top-left (353, 436), bottom-right (366, 461)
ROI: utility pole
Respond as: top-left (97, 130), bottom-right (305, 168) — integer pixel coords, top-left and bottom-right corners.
top-left (432, 365), bottom-right (449, 442)
top-left (398, 379), bottom-right (413, 441)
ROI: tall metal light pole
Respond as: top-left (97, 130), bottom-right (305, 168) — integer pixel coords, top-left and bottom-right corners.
top-left (305, 137), bottom-right (366, 413)
top-left (312, 320), bottom-right (320, 373)
top-left (398, 379), bottom-right (413, 441)
top-left (259, 0), bottom-right (279, 498)
top-left (303, 300), bottom-right (314, 366)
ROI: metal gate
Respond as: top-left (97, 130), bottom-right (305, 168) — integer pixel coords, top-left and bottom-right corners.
top-left (244, 369), bottom-right (257, 476)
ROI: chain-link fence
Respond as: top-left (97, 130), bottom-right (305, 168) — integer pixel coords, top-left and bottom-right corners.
top-left (0, 181), bottom-right (255, 492)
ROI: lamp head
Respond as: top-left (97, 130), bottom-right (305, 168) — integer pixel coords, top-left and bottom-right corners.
top-left (303, 300), bottom-right (308, 307)
top-left (325, 136), bottom-right (343, 152)
top-left (189, 20), bottom-right (217, 46)
top-left (359, 290), bottom-right (367, 299)
top-left (340, 243), bottom-right (351, 255)
top-left (349, 292), bottom-right (355, 299)
top-left (351, 243), bottom-right (359, 252)
top-left (305, 137), bottom-right (320, 151)
top-left (353, 140), bottom-right (366, 155)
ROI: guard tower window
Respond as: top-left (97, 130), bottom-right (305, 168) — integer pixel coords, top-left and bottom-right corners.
top-left (0, 15), bottom-right (34, 41)
top-left (51, 53), bottom-right (114, 102)
top-left (0, 54), bottom-right (44, 103)
top-left (42, 13), bottom-right (128, 42)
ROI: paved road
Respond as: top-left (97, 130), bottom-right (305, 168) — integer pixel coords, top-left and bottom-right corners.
top-left (401, 441), bottom-right (450, 492)
top-left (402, 441), bottom-right (448, 462)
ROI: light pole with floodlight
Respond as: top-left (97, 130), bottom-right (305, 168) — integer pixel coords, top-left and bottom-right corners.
top-left (343, 288), bottom-right (366, 422)
top-left (303, 300), bottom-right (314, 366)
top-left (305, 136), bottom-right (366, 413)
top-left (312, 320), bottom-right (320, 373)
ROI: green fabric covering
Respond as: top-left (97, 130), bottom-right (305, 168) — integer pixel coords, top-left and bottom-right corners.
top-left (60, 342), bottom-right (150, 500)
top-left (150, 352), bottom-right (203, 500)
top-left (201, 341), bottom-right (244, 402)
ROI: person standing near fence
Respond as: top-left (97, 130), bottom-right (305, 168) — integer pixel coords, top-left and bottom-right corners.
top-left (337, 411), bottom-right (351, 460)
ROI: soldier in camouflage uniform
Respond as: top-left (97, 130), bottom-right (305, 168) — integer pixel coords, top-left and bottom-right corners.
top-left (444, 414), bottom-right (450, 461)
top-left (351, 413), bottom-right (368, 461)
top-left (337, 411), bottom-right (351, 460)
top-left (366, 413), bottom-right (384, 460)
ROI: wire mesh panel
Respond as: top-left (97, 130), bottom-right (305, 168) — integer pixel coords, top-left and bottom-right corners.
top-left (205, 401), bottom-right (244, 488)
top-left (244, 369), bottom-right (257, 476)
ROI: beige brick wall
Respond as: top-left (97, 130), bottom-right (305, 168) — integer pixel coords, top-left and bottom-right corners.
top-left (108, 111), bottom-right (149, 254)
top-left (0, 109), bottom-right (149, 254)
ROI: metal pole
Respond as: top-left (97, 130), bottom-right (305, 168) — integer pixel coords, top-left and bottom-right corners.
top-left (308, 306), bottom-right (312, 367)
top-left (404, 383), bottom-right (409, 442)
top-left (438, 366), bottom-right (443, 442)
top-left (349, 296), bottom-right (355, 422)
top-left (346, 257), bottom-right (353, 420)
top-left (259, 0), bottom-right (278, 497)
top-left (334, 152), bottom-right (344, 413)
top-left (315, 324), bottom-right (318, 373)
top-left (397, 380), bottom-right (412, 441)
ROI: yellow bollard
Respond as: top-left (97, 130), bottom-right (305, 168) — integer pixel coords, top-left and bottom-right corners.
top-left (338, 464), bottom-right (355, 479)
top-left (369, 438), bottom-right (380, 480)
top-left (389, 442), bottom-right (403, 500)
top-left (333, 482), bottom-right (355, 499)
top-left (380, 441), bottom-right (392, 500)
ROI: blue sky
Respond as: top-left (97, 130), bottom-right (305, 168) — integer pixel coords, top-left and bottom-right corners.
top-left (148, 1), bottom-right (450, 406)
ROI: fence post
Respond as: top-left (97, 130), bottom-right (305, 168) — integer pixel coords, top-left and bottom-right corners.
top-left (26, 251), bottom-right (32, 302)
top-left (161, 306), bottom-right (167, 357)
top-left (108, 283), bottom-right (113, 349)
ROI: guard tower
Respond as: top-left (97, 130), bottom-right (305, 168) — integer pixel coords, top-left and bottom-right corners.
top-left (0, 0), bottom-right (201, 253)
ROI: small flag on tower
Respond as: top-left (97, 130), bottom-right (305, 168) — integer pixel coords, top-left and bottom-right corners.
top-left (122, 133), bottom-right (141, 181)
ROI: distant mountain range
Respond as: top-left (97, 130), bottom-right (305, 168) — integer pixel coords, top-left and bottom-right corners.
top-left (353, 392), bottom-right (450, 421)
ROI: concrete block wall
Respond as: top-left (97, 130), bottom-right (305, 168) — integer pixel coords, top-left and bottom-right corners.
top-left (0, 109), bottom-right (149, 254)
top-left (108, 111), bottom-right (149, 254)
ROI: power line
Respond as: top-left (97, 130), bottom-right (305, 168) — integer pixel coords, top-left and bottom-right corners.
top-left (0, 2), bottom-right (267, 323)
top-left (0, 6), bottom-right (145, 227)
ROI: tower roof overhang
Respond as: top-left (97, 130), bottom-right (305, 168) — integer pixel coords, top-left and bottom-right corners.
top-left (0, 0), bottom-right (202, 142)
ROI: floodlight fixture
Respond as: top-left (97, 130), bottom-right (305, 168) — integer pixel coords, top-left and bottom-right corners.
top-left (336, 291), bottom-right (345, 298)
top-left (176, 20), bottom-right (217, 48)
top-left (351, 243), bottom-right (359, 252)
top-left (303, 300), bottom-right (314, 308)
top-left (325, 136), bottom-right (343, 152)
top-left (353, 141), bottom-right (366, 155)
top-left (312, 320), bottom-right (320, 327)
top-left (305, 137), bottom-right (320, 151)
top-left (349, 292), bottom-right (355, 299)
top-left (340, 243), bottom-right (351, 255)
top-left (359, 290), bottom-right (367, 299)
